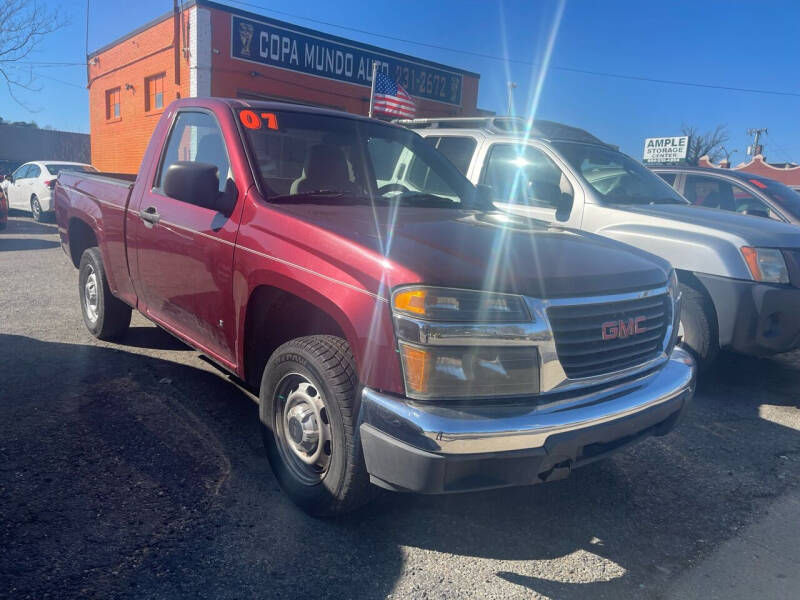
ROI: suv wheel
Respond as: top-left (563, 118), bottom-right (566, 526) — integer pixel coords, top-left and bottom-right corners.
top-left (79, 247), bottom-right (132, 340)
top-left (260, 335), bottom-right (374, 516)
top-left (678, 283), bottom-right (719, 371)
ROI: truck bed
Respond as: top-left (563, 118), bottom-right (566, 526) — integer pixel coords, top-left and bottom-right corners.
top-left (55, 171), bottom-right (139, 307)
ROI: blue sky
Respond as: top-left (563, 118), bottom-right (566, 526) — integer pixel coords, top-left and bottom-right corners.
top-left (1, 0), bottom-right (798, 163)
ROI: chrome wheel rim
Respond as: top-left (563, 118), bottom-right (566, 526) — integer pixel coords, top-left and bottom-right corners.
top-left (274, 373), bottom-right (332, 485)
top-left (31, 198), bottom-right (40, 220)
top-left (84, 265), bottom-right (99, 324)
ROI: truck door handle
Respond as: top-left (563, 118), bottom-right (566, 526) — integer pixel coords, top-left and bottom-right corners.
top-left (139, 206), bottom-right (160, 226)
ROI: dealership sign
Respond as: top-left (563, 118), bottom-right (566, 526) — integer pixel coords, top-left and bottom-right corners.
top-left (231, 14), bottom-right (463, 105)
top-left (642, 136), bottom-right (689, 163)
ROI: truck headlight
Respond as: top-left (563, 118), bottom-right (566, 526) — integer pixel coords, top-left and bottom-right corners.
top-left (741, 247), bottom-right (789, 284)
top-left (392, 286), bottom-right (538, 399)
top-left (393, 286), bottom-right (530, 322)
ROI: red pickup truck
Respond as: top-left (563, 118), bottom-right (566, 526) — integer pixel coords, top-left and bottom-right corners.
top-left (56, 98), bottom-right (696, 515)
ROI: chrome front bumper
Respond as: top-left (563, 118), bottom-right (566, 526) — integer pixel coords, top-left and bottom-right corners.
top-left (359, 346), bottom-right (696, 493)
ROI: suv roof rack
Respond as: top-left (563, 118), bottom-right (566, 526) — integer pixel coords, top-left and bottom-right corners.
top-left (394, 116), bottom-right (613, 147)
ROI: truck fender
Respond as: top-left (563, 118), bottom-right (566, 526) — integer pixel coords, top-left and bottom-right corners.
top-left (235, 270), bottom-right (402, 394)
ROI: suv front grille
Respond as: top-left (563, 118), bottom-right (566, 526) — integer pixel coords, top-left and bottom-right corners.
top-left (547, 292), bottom-right (670, 379)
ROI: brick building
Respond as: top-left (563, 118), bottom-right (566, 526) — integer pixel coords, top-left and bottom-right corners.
top-left (88, 0), bottom-right (483, 173)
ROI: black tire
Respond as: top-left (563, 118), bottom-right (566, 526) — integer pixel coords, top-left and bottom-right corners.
top-left (31, 195), bottom-right (42, 222)
top-left (78, 247), bottom-right (132, 340)
top-left (260, 335), bottom-right (374, 516)
top-left (678, 282), bottom-right (719, 371)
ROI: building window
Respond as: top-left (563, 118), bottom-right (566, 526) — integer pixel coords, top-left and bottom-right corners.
top-left (105, 88), bottom-right (121, 120)
top-left (145, 73), bottom-right (166, 112)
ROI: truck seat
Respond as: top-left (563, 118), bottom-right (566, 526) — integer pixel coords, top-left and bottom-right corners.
top-left (290, 144), bottom-right (360, 195)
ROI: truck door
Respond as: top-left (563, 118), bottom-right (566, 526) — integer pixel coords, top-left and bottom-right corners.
top-left (129, 109), bottom-right (243, 368)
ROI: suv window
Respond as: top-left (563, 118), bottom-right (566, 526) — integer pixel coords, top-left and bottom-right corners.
top-left (432, 137), bottom-right (476, 175)
top-left (481, 143), bottom-right (572, 208)
top-left (657, 172), bottom-right (676, 185)
top-left (684, 174), bottom-right (778, 220)
top-left (157, 111), bottom-right (231, 195)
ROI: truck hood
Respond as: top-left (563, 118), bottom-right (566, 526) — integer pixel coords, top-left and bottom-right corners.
top-left (275, 204), bottom-right (669, 298)
top-left (608, 203), bottom-right (800, 248)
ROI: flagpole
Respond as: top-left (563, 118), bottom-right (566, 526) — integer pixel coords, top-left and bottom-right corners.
top-left (368, 62), bottom-right (378, 118)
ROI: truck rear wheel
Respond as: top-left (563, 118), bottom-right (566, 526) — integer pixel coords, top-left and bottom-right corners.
top-left (78, 247), bottom-right (132, 340)
top-left (678, 283), bottom-right (718, 371)
top-left (260, 335), bottom-right (374, 516)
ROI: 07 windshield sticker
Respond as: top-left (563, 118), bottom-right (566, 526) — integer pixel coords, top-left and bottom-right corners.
top-left (239, 110), bottom-right (279, 131)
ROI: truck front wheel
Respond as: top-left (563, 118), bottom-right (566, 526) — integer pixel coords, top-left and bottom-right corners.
top-left (678, 283), bottom-right (718, 371)
top-left (260, 335), bottom-right (374, 516)
top-left (78, 247), bottom-right (132, 340)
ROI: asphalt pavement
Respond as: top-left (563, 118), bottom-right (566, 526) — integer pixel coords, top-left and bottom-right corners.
top-left (1, 212), bottom-right (799, 599)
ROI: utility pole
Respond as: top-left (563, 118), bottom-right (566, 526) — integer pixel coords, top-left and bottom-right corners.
top-left (746, 128), bottom-right (768, 156)
top-left (506, 81), bottom-right (517, 116)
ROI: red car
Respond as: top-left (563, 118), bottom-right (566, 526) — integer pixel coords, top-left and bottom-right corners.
top-left (55, 98), bottom-right (695, 515)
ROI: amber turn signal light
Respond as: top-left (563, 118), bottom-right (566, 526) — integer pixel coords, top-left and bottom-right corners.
top-left (393, 289), bottom-right (427, 316)
top-left (398, 343), bottom-right (431, 394)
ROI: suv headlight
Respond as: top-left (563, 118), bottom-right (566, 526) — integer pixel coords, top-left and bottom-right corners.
top-left (392, 286), bottom-right (538, 399)
top-left (741, 247), bottom-right (789, 284)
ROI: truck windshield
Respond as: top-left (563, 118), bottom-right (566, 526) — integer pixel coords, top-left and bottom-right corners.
top-left (239, 109), bottom-right (487, 210)
top-left (552, 141), bottom-right (688, 206)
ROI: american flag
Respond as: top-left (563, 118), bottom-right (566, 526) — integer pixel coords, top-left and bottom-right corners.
top-left (372, 72), bottom-right (416, 118)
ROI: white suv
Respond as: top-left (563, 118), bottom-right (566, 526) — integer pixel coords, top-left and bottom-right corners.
top-left (6, 161), bottom-right (97, 221)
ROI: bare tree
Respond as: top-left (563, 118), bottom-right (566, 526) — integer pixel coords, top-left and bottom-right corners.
top-left (0, 0), bottom-right (66, 108)
top-left (681, 124), bottom-right (730, 165)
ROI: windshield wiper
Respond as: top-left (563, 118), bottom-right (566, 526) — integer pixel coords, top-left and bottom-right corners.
top-left (269, 189), bottom-right (374, 204)
top-left (393, 192), bottom-right (459, 208)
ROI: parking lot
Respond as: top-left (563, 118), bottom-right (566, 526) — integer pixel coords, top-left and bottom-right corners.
top-left (1, 212), bottom-right (800, 599)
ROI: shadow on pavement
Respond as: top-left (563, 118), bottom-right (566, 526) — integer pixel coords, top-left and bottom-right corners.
top-left (0, 238), bottom-right (60, 251)
top-left (119, 326), bottom-right (192, 351)
top-left (4, 215), bottom-right (57, 234)
top-left (1, 334), bottom-right (799, 599)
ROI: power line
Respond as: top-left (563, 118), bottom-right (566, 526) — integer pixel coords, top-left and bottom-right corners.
top-left (12, 61), bottom-right (86, 67)
top-left (33, 73), bottom-right (85, 90)
top-left (223, 0), bottom-right (800, 99)
top-left (766, 135), bottom-right (796, 164)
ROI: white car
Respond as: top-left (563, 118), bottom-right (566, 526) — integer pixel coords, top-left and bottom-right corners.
top-left (6, 161), bottom-right (97, 221)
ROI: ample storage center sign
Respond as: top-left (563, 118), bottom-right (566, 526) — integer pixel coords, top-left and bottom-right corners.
top-left (231, 14), bottom-right (463, 105)
top-left (643, 136), bottom-right (689, 163)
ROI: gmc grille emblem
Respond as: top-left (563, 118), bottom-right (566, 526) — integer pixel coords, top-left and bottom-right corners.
top-left (602, 317), bottom-right (647, 341)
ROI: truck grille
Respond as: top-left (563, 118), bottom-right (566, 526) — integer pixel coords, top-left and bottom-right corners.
top-left (547, 292), bottom-right (671, 379)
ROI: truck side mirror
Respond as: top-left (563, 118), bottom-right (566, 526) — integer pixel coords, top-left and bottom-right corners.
top-left (744, 207), bottom-right (769, 219)
top-left (163, 161), bottom-right (224, 213)
top-left (555, 192), bottom-right (573, 222)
